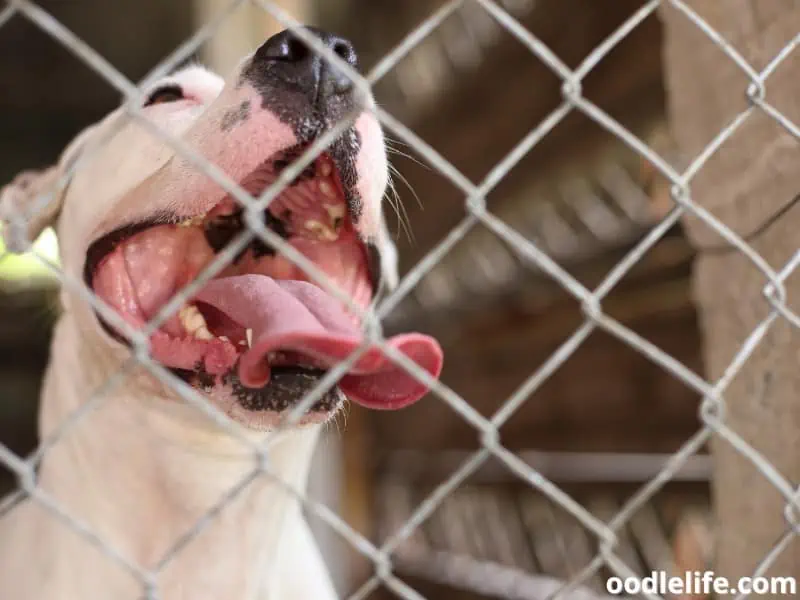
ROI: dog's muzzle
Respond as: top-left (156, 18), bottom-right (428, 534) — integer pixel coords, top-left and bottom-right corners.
top-left (83, 28), bottom-right (444, 415)
top-left (241, 27), bottom-right (361, 137)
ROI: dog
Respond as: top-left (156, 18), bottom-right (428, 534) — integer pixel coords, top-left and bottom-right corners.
top-left (0, 28), bottom-right (444, 600)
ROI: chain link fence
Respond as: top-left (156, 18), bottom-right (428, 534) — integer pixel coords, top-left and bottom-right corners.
top-left (0, 0), bottom-right (799, 598)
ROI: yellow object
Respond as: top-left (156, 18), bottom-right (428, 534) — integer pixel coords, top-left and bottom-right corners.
top-left (0, 227), bottom-right (60, 281)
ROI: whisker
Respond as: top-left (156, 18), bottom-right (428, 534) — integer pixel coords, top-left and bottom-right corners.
top-left (386, 147), bottom-right (431, 172)
top-left (389, 163), bottom-right (424, 212)
top-left (384, 173), bottom-right (411, 243)
top-left (383, 134), bottom-right (414, 150)
top-left (385, 172), bottom-right (415, 244)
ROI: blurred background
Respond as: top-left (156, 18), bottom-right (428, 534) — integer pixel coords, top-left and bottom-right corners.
top-left (0, 1), bottom-right (713, 598)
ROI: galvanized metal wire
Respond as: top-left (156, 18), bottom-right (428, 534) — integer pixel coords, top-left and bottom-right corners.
top-left (1, 1), bottom-right (799, 599)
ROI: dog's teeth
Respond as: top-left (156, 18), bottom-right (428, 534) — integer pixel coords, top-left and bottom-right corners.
top-left (319, 181), bottom-right (336, 198)
top-left (218, 335), bottom-right (230, 342)
top-left (178, 305), bottom-right (197, 329)
top-left (179, 305), bottom-right (211, 338)
top-left (246, 328), bottom-right (253, 348)
top-left (320, 163), bottom-right (333, 177)
top-left (304, 220), bottom-right (339, 242)
top-left (324, 204), bottom-right (345, 221)
top-left (194, 326), bottom-right (214, 341)
top-left (177, 215), bottom-right (204, 228)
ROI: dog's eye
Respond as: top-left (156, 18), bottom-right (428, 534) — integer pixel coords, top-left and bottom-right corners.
top-left (144, 85), bottom-right (185, 106)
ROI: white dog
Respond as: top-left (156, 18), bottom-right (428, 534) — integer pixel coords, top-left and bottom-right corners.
top-left (0, 28), bottom-right (443, 600)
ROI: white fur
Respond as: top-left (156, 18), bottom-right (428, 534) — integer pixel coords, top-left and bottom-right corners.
top-left (0, 57), bottom-right (393, 600)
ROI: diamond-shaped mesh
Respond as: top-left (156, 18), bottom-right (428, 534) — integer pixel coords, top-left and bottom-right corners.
top-left (1, 1), bottom-right (800, 599)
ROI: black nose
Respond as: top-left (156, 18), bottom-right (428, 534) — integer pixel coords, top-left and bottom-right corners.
top-left (250, 27), bottom-right (358, 107)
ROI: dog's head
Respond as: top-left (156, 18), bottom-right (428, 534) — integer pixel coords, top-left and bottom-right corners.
top-left (1, 28), bottom-right (443, 430)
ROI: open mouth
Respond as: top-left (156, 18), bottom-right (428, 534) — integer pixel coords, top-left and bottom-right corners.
top-left (85, 147), bottom-right (443, 411)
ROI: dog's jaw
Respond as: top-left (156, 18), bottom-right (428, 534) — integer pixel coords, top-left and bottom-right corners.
top-left (55, 59), bottom-right (441, 430)
top-left (84, 146), bottom-right (372, 430)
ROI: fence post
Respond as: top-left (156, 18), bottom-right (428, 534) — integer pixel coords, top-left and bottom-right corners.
top-left (193, 0), bottom-right (313, 75)
top-left (660, 2), bottom-right (800, 584)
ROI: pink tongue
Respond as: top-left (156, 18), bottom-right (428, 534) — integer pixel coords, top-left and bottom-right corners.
top-left (193, 274), bottom-right (443, 409)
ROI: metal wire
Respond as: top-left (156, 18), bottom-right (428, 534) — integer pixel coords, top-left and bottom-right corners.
top-left (1, 0), bottom-right (799, 599)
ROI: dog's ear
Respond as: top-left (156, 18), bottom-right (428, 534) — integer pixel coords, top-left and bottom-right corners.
top-left (0, 122), bottom-right (97, 253)
top-left (0, 166), bottom-right (64, 253)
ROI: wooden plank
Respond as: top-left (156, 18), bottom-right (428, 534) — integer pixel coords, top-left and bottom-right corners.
top-left (433, 487), bottom-right (479, 558)
top-left (656, 487), bottom-right (710, 536)
top-left (518, 491), bottom-right (571, 578)
top-left (672, 509), bottom-right (714, 579)
top-left (585, 495), bottom-right (646, 577)
top-left (382, 451), bottom-right (711, 487)
top-left (480, 488), bottom-right (537, 571)
top-left (544, 496), bottom-right (605, 592)
top-left (662, 0), bottom-right (800, 583)
top-left (628, 503), bottom-right (673, 573)
top-left (340, 406), bottom-right (377, 585)
top-left (378, 479), bottom-right (428, 560)
top-left (389, 8), bottom-right (664, 269)
top-left (388, 233), bottom-right (695, 336)
top-left (454, 486), bottom-right (531, 567)
top-left (445, 487), bottom-right (496, 561)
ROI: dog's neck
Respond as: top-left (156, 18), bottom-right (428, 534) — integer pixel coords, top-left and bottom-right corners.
top-left (24, 314), bottom-right (322, 598)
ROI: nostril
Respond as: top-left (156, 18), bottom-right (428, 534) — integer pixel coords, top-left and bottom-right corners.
top-left (285, 38), bottom-right (309, 63)
top-left (249, 28), bottom-right (360, 103)
top-left (255, 29), bottom-right (358, 69)
top-left (257, 32), bottom-right (310, 63)
top-left (333, 42), bottom-right (351, 61)
top-left (331, 40), bottom-right (357, 67)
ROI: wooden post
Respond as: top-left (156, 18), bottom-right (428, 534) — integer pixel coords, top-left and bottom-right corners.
top-left (660, 2), bottom-right (800, 586)
top-left (193, 0), bottom-right (313, 75)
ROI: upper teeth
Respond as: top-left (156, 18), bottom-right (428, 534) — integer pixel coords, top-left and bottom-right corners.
top-left (245, 328), bottom-right (253, 348)
top-left (324, 204), bottom-right (345, 221)
top-left (304, 220), bottom-right (339, 241)
top-left (179, 305), bottom-right (213, 340)
top-left (319, 180), bottom-right (336, 198)
top-left (178, 215), bottom-right (204, 228)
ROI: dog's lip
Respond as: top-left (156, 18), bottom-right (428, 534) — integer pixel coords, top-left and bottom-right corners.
top-left (83, 215), bottom-right (382, 302)
top-left (80, 137), bottom-right (445, 411)
top-left (82, 151), bottom-right (381, 293)
top-left (83, 215), bottom-right (169, 293)
top-left (82, 149), bottom-right (382, 360)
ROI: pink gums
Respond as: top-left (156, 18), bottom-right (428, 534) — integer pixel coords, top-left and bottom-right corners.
top-left (91, 158), bottom-right (443, 409)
